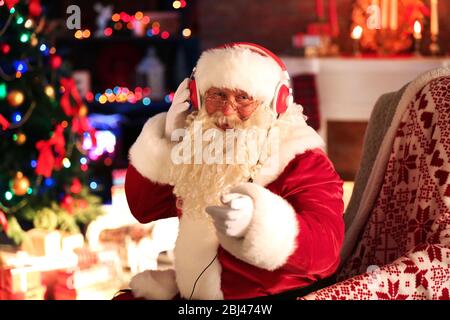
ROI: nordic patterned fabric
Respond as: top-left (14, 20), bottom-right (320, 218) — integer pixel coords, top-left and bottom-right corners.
top-left (302, 76), bottom-right (450, 300)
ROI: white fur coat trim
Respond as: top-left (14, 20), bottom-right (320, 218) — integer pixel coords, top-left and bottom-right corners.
top-left (129, 105), bottom-right (324, 187)
top-left (128, 112), bottom-right (173, 185)
top-left (217, 182), bottom-right (299, 271)
top-left (174, 215), bottom-right (224, 300)
top-left (129, 269), bottom-right (179, 300)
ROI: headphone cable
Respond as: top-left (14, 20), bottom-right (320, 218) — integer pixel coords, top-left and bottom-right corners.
top-left (188, 253), bottom-right (218, 300)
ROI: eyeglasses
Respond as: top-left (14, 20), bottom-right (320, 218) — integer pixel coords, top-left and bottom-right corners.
top-left (204, 89), bottom-right (255, 111)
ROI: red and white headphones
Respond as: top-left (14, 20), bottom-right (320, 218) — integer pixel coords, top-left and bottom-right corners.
top-left (188, 42), bottom-right (292, 115)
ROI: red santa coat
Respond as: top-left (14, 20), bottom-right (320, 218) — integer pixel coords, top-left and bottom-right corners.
top-left (124, 111), bottom-right (344, 300)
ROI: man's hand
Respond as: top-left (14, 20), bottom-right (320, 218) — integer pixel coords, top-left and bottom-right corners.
top-left (205, 193), bottom-right (254, 238)
top-left (164, 78), bottom-right (191, 140)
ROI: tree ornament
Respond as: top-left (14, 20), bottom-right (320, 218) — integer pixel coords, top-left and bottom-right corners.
top-left (30, 34), bottom-right (38, 47)
top-left (61, 194), bottom-right (74, 214)
top-left (50, 54), bottom-right (62, 69)
top-left (78, 105), bottom-right (88, 117)
top-left (4, 0), bottom-right (19, 10)
top-left (7, 90), bottom-right (25, 107)
top-left (0, 113), bottom-right (10, 130)
top-left (0, 209), bottom-right (9, 233)
top-left (0, 44), bottom-right (10, 55)
top-left (15, 132), bottom-right (27, 145)
top-left (70, 178), bottom-right (82, 194)
top-left (0, 83), bottom-right (6, 99)
top-left (11, 171), bottom-right (30, 196)
top-left (28, 0), bottom-right (42, 17)
top-left (44, 85), bottom-right (55, 98)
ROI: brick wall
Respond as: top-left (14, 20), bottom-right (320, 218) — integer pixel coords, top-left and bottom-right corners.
top-left (197, 0), bottom-right (450, 55)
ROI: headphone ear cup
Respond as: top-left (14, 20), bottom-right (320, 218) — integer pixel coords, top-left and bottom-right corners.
top-left (189, 79), bottom-right (199, 110)
top-left (274, 83), bottom-right (290, 114)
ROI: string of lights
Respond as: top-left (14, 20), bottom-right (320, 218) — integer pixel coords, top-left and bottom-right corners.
top-left (8, 101), bottom-right (36, 129)
top-left (73, 8), bottom-right (192, 40)
top-left (86, 86), bottom-right (174, 106)
top-left (0, 6), bottom-right (13, 36)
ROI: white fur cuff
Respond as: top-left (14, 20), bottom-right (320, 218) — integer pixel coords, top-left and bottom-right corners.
top-left (130, 269), bottom-right (179, 300)
top-left (128, 113), bottom-right (173, 184)
top-left (217, 183), bottom-right (299, 271)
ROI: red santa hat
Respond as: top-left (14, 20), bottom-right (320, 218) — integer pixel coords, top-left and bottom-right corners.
top-left (194, 43), bottom-right (288, 109)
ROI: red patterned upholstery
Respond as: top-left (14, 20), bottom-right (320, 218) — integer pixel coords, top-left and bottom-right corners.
top-left (302, 75), bottom-right (450, 300)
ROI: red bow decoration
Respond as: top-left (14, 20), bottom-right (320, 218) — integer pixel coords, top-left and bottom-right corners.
top-left (72, 116), bottom-right (97, 148)
top-left (35, 123), bottom-right (66, 177)
top-left (50, 124), bottom-right (66, 170)
top-left (0, 209), bottom-right (8, 233)
top-left (60, 78), bottom-right (84, 117)
top-left (60, 77), bottom-right (98, 148)
top-left (35, 140), bottom-right (55, 178)
top-left (0, 113), bottom-right (10, 131)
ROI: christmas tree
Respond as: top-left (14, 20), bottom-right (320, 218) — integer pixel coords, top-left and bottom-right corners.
top-left (0, 0), bottom-right (103, 245)
top-left (351, 0), bottom-right (429, 54)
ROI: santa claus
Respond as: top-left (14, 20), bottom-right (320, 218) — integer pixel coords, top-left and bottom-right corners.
top-left (118, 43), bottom-right (344, 300)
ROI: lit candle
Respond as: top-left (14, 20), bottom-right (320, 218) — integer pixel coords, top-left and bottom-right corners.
top-left (351, 25), bottom-right (363, 40)
top-left (381, 0), bottom-right (389, 29)
top-left (413, 20), bottom-right (422, 56)
top-left (430, 0), bottom-right (439, 36)
top-left (413, 20), bottom-right (422, 40)
top-left (329, 0), bottom-right (339, 37)
top-left (351, 25), bottom-right (363, 56)
top-left (316, 0), bottom-right (325, 19)
top-left (390, 0), bottom-right (397, 30)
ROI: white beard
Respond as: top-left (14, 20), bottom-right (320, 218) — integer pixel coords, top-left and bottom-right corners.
top-left (167, 105), bottom-right (276, 220)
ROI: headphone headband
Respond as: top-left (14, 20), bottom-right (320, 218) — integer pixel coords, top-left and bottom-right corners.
top-left (189, 42), bottom-right (291, 114)
top-left (214, 42), bottom-right (287, 72)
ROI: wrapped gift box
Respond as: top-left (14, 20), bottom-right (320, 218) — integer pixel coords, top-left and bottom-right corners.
top-left (53, 281), bottom-right (122, 300)
top-left (0, 284), bottom-right (47, 300)
top-left (61, 233), bottom-right (84, 254)
top-left (21, 229), bottom-right (62, 257)
top-left (73, 247), bottom-right (99, 270)
top-left (56, 265), bottom-right (115, 290)
top-left (51, 248), bottom-right (123, 300)
top-left (0, 266), bottom-right (42, 294)
top-left (53, 263), bottom-right (122, 300)
top-left (0, 247), bottom-right (79, 300)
